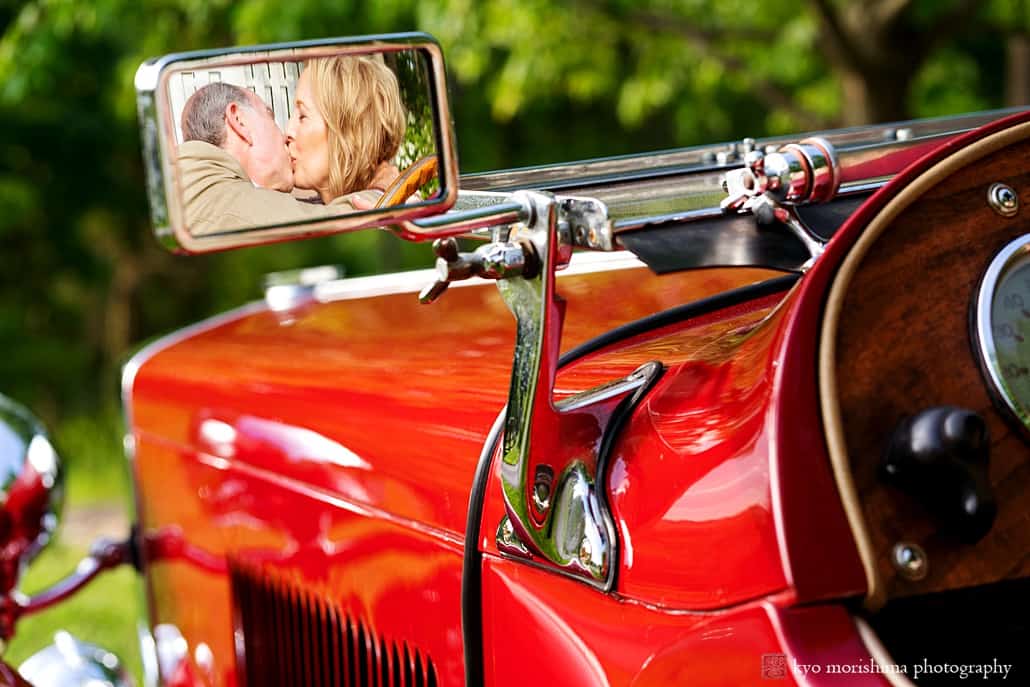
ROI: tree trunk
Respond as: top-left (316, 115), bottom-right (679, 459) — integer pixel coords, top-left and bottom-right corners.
top-left (1007, 34), bottom-right (1030, 107)
top-left (809, 0), bottom-right (940, 127)
top-left (839, 67), bottom-right (915, 126)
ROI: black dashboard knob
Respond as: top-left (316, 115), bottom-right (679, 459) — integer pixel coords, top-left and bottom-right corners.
top-left (882, 406), bottom-right (996, 543)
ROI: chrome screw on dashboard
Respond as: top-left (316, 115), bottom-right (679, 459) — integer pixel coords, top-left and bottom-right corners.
top-left (891, 541), bottom-right (929, 581)
top-left (988, 183), bottom-right (1019, 217)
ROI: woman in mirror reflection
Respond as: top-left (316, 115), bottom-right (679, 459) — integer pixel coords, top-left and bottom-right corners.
top-left (287, 55), bottom-right (406, 207)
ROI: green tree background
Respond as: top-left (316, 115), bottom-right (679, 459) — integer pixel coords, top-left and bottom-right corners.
top-left (0, 0), bottom-right (1028, 668)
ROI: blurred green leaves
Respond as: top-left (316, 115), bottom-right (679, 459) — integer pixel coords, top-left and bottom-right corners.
top-left (0, 0), bottom-right (1025, 433)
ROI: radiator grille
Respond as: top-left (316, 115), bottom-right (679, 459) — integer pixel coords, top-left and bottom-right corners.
top-left (230, 560), bottom-right (439, 687)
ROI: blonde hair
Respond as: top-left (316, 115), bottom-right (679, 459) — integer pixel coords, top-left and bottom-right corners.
top-left (307, 55), bottom-right (406, 197)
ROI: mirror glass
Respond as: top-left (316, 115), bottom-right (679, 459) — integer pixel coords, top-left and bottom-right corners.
top-left (136, 35), bottom-right (457, 253)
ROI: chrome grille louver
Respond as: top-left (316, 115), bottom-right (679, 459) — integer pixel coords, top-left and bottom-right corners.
top-left (230, 560), bottom-right (438, 687)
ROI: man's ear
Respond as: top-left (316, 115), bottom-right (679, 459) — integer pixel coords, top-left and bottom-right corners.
top-left (224, 102), bottom-right (252, 145)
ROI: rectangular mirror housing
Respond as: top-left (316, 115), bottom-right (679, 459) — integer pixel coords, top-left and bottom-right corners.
top-left (135, 33), bottom-right (459, 253)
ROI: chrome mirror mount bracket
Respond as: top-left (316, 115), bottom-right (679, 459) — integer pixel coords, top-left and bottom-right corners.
top-left (490, 191), bottom-right (662, 589)
top-left (413, 189), bottom-right (657, 587)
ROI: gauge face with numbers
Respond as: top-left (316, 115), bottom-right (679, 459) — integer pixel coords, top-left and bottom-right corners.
top-left (976, 236), bottom-right (1030, 428)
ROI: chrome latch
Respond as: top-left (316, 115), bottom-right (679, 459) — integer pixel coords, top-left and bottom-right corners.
top-left (721, 137), bottom-right (840, 268)
top-left (496, 360), bottom-right (661, 585)
top-left (418, 237), bottom-right (539, 304)
top-left (481, 190), bottom-right (662, 589)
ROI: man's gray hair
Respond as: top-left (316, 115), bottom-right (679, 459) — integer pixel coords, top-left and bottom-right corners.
top-left (181, 82), bottom-right (254, 147)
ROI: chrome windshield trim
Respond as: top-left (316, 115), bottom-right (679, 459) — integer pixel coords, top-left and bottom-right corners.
top-left (395, 111), bottom-right (1026, 256)
top-left (599, 129), bottom-right (965, 236)
top-left (609, 177), bottom-right (889, 235)
top-left (612, 207), bottom-right (722, 233)
top-left (460, 107), bottom-right (1028, 193)
top-left (838, 178), bottom-right (891, 196)
top-left (412, 126), bottom-right (974, 250)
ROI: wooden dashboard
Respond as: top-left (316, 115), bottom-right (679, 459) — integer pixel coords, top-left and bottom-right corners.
top-left (824, 130), bottom-right (1030, 606)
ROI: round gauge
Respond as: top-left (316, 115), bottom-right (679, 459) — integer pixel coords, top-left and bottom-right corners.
top-left (975, 236), bottom-right (1030, 428)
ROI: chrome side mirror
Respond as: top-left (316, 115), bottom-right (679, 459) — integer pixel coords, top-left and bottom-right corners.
top-left (0, 395), bottom-right (62, 606)
top-left (135, 33), bottom-right (459, 253)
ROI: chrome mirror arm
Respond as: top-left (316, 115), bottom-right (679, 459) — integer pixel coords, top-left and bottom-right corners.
top-left (0, 536), bottom-right (134, 643)
top-left (410, 199), bottom-right (530, 235)
top-left (400, 189), bottom-right (615, 256)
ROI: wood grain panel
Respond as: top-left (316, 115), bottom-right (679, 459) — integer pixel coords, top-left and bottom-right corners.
top-left (834, 138), bottom-right (1030, 600)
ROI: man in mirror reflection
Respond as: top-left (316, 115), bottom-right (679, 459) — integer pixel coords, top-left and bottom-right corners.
top-left (178, 75), bottom-right (396, 236)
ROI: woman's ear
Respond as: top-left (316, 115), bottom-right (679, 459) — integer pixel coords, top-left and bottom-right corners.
top-left (224, 102), bottom-right (253, 145)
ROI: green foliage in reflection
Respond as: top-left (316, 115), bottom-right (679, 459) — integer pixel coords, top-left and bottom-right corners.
top-left (389, 49), bottom-right (436, 170)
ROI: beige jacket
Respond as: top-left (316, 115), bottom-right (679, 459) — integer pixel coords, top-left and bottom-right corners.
top-left (177, 141), bottom-right (378, 237)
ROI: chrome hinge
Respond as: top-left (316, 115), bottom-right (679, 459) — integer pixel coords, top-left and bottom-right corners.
top-left (416, 192), bottom-right (611, 304)
top-left (721, 137), bottom-right (840, 269)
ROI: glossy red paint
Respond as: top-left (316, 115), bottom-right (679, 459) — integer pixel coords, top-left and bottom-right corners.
top-left (607, 294), bottom-right (794, 608)
top-left (771, 604), bottom-right (901, 686)
top-left (134, 431), bottom-right (466, 686)
top-left (766, 287), bottom-right (868, 604)
top-left (0, 460), bottom-right (61, 641)
top-left (481, 555), bottom-right (895, 687)
top-left (481, 281), bottom-right (865, 610)
top-left (127, 260), bottom-right (778, 686)
top-left (838, 131), bottom-right (965, 185)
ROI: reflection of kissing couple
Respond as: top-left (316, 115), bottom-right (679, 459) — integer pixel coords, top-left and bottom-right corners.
top-left (178, 55), bottom-right (405, 236)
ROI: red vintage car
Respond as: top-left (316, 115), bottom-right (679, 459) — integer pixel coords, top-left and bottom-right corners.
top-left (0, 32), bottom-right (1027, 686)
